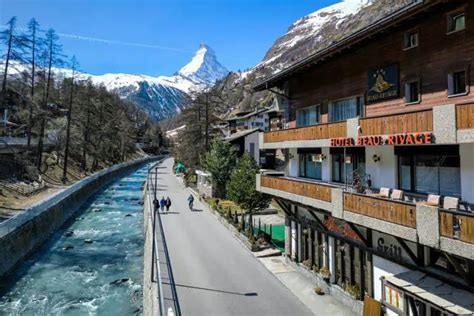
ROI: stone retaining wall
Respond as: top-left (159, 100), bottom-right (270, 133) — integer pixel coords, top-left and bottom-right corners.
top-left (0, 156), bottom-right (159, 278)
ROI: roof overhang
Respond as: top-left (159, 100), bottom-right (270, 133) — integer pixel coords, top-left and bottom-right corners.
top-left (252, 0), bottom-right (439, 92)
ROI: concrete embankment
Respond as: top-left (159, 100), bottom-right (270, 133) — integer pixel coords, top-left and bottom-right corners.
top-left (0, 156), bottom-right (159, 278)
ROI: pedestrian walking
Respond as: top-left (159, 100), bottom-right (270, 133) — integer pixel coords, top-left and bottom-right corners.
top-left (166, 197), bottom-right (171, 212)
top-left (160, 197), bottom-right (166, 212)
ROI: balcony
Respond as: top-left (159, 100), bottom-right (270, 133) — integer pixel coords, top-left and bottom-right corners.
top-left (359, 110), bottom-right (433, 136)
top-left (439, 210), bottom-right (474, 244)
top-left (343, 192), bottom-right (416, 228)
top-left (262, 121), bottom-right (347, 147)
top-left (260, 175), bottom-right (332, 202)
top-left (456, 103), bottom-right (474, 130)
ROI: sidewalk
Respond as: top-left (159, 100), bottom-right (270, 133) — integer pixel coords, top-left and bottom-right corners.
top-left (258, 256), bottom-right (356, 316)
top-left (193, 188), bottom-right (356, 316)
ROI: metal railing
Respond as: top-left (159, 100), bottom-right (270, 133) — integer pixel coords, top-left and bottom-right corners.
top-left (147, 161), bottom-right (181, 316)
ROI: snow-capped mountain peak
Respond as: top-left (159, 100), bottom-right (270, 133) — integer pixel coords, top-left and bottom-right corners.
top-left (177, 43), bottom-right (229, 86)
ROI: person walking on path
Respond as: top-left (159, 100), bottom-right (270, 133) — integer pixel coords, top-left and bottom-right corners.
top-left (187, 194), bottom-right (194, 211)
top-left (166, 197), bottom-right (171, 213)
top-left (160, 197), bottom-right (166, 212)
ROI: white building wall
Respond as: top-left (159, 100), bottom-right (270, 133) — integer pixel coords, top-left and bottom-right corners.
top-left (373, 255), bottom-right (410, 301)
top-left (365, 146), bottom-right (397, 189)
top-left (460, 143), bottom-right (474, 203)
top-left (244, 132), bottom-right (260, 163)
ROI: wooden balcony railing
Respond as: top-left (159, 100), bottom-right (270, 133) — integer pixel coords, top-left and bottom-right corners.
top-left (343, 193), bottom-right (416, 228)
top-left (263, 122), bottom-right (346, 143)
top-left (261, 175), bottom-right (332, 202)
top-left (439, 210), bottom-right (474, 244)
top-left (456, 103), bottom-right (474, 129)
top-left (359, 110), bottom-right (433, 136)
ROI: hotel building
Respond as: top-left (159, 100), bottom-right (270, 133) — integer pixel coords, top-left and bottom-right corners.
top-left (253, 1), bottom-right (474, 315)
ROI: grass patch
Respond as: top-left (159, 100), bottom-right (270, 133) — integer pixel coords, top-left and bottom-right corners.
top-left (204, 197), bottom-right (245, 215)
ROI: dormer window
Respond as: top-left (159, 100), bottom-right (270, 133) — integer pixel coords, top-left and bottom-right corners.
top-left (403, 31), bottom-right (418, 49)
top-left (447, 11), bottom-right (465, 34)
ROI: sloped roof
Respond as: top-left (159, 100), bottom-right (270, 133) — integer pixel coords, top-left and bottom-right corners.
top-left (224, 128), bottom-right (260, 143)
top-left (253, 0), bottom-right (438, 91)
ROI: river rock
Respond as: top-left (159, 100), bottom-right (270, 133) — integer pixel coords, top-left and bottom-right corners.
top-left (63, 245), bottom-right (74, 251)
top-left (84, 239), bottom-right (93, 244)
top-left (125, 214), bottom-right (133, 217)
top-left (65, 231), bottom-right (74, 237)
top-left (110, 278), bottom-right (130, 285)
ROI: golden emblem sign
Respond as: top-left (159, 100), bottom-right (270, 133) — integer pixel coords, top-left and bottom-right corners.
top-left (370, 69), bottom-right (393, 93)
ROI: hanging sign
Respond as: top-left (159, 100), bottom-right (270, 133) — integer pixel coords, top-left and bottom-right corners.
top-left (367, 64), bottom-right (399, 102)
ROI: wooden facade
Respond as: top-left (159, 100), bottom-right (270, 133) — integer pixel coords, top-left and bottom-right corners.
top-left (260, 175), bottom-right (332, 202)
top-left (359, 110), bottom-right (433, 136)
top-left (263, 121), bottom-right (346, 143)
top-left (285, 1), bottom-right (474, 122)
top-left (439, 210), bottom-right (474, 244)
top-left (456, 103), bottom-right (474, 129)
top-left (343, 193), bottom-right (416, 228)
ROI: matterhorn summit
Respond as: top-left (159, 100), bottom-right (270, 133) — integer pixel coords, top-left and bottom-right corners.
top-left (177, 43), bottom-right (229, 87)
top-left (85, 43), bottom-right (229, 120)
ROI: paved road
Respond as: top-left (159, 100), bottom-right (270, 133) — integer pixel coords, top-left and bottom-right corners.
top-left (154, 158), bottom-right (313, 316)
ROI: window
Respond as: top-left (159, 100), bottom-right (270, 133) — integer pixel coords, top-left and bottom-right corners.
top-left (397, 150), bottom-right (461, 197)
top-left (296, 105), bottom-right (320, 127)
top-left (403, 31), bottom-right (418, 49)
top-left (447, 12), bottom-right (465, 33)
top-left (299, 153), bottom-right (322, 180)
top-left (249, 142), bottom-right (255, 159)
top-left (330, 96), bottom-right (364, 122)
top-left (405, 81), bottom-right (420, 103)
top-left (448, 70), bottom-right (467, 96)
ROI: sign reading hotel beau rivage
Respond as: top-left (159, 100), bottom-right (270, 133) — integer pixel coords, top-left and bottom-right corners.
top-left (331, 133), bottom-right (433, 147)
top-left (367, 64), bottom-right (399, 102)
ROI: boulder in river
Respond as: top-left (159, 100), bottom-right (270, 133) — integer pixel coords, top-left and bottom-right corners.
top-left (63, 245), bottom-right (74, 251)
top-left (65, 231), bottom-right (74, 237)
top-left (110, 278), bottom-right (130, 285)
top-left (104, 201), bottom-right (111, 205)
top-left (125, 214), bottom-right (133, 217)
top-left (84, 239), bottom-right (93, 244)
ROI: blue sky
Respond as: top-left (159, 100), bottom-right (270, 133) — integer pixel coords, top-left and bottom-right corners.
top-left (0, 0), bottom-right (339, 76)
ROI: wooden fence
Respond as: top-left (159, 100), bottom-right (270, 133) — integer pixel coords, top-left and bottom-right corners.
top-left (456, 103), bottom-right (474, 129)
top-left (439, 210), bottom-right (474, 244)
top-left (343, 193), bottom-right (416, 228)
top-left (261, 175), bottom-right (332, 202)
top-left (359, 110), bottom-right (433, 136)
top-left (263, 122), bottom-right (346, 143)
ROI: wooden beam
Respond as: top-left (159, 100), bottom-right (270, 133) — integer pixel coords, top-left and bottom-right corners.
top-left (395, 237), bottom-right (420, 266)
top-left (444, 253), bottom-right (473, 286)
top-left (347, 222), bottom-right (369, 247)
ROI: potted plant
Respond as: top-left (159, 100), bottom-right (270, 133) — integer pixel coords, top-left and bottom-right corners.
top-left (302, 259), bottom-right (312, 269)
top-left (345, 284), bottom-right (361, 300)
top-left (314, 287), bottom-right (324, 295)
top-left (319, 266), bottom-right (331, 282)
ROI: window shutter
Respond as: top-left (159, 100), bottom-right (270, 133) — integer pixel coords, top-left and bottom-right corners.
top-left (405, 83), bottom-right (410, 102)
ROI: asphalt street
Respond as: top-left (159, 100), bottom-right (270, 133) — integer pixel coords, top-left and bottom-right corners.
top-left (154, 158), bottom-right (313, 316)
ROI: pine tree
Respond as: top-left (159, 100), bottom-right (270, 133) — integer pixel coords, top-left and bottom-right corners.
top-left (227, 153), bottom-right (271, 216)
top-left (36, 28), bottom-right (63, 169)
top-left (203, 139), bottom-right (236, 197)
top-left (62, 55), bottom-right (78, 183)
top-left (26, 18), bottom-right (41, 146)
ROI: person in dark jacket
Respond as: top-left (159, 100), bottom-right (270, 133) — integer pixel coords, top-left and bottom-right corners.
top-left (160, 197), bottom-right (166, 212)
top-left (165, 197), bottom-right (171, 212)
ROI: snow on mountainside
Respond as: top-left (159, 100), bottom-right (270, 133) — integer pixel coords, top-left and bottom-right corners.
top-left (255, 0), bottom-right (414, 76)
top-left (86, 43), bottom-right (229, 120)
top-left (5, 44), bottom-right (229, 121)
